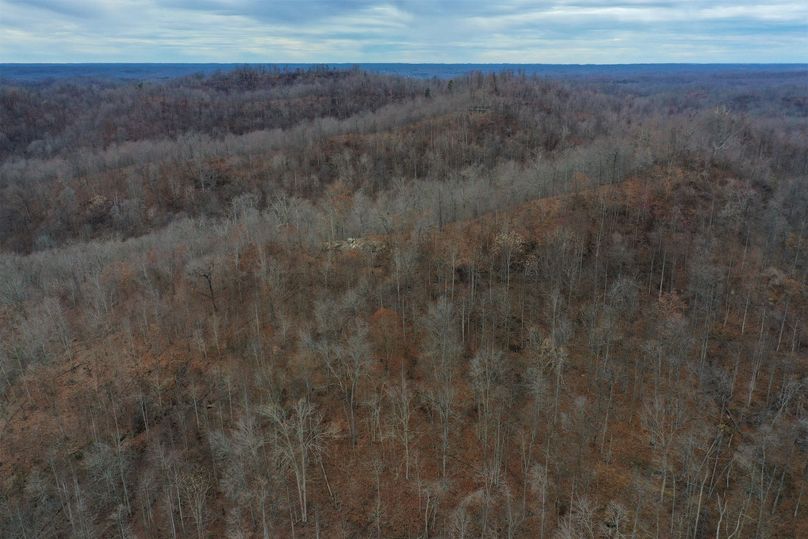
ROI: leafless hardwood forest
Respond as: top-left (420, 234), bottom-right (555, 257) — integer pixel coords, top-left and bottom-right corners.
top-left (1, 67), bottom-right (807, 538)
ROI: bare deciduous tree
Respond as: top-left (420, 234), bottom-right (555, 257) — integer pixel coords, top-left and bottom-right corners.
top-left (261, 398), bottom-right (328, 524)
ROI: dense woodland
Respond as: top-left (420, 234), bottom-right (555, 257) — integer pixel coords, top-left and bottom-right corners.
top-left (0, 66), bottom-right (807, 538)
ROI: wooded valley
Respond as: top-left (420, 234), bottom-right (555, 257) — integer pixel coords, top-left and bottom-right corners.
top-left (0, 66), bottom-right (806, 538)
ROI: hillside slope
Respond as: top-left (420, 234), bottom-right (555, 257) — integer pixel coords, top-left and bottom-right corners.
top-left (1, 68), bottom-right (807, 538)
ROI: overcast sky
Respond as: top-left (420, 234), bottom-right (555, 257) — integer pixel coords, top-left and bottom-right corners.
top-left (1, 1), bottom-right (806, 63)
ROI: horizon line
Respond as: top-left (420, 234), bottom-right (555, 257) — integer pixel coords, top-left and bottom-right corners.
top-left (3, 62), bottom-right (808, 65)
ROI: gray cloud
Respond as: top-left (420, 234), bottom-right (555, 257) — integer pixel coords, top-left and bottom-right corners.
top-left (0, 0), bottom-right (806, 62)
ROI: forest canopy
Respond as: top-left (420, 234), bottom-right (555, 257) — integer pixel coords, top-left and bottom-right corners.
top-left (0, 66), bottom-right (807, 538)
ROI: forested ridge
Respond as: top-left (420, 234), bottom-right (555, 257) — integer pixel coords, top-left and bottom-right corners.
top-left (0, 67), bottom-right (807, 538)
